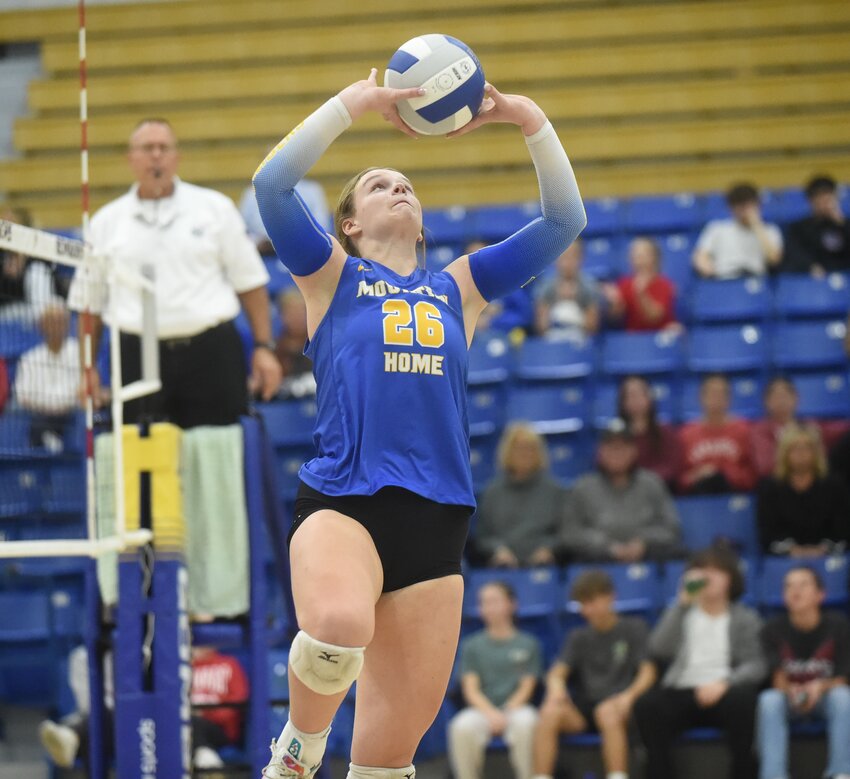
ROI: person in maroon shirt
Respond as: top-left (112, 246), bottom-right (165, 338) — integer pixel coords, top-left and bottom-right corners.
top-left (617, 375), bottom-right (681, 489)
top-left (604, 237), bottom-right (677, 332)
top-left (678, 374), bottom-right (757, 494)
top-left (751, 377), bottom-right (800, 479)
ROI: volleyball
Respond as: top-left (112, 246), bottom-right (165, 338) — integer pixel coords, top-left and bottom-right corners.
top-left (384, 34), bottom-right (486, 136)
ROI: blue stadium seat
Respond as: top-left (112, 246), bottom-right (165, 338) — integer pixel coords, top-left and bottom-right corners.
top-left (593, 377), bottom-right (678, 428)
top-left (583, 198), bottom-right (623, 237)
top-left (267, 648), bottom-right (289, 702)
top-left (675, 494), bottom-right (759, 557)
top-left (275, 446), bottom-right (314, 502)
top-left (469, 434), bottom-right (498, 495)
top-left (257, 399), bottom-right (317, 448)
top-left (659, 234), bottom-right (697, 303)
top-left (626, 193), bottom-right (701, 233)
top-left (583, 237), bottom-right (625, 280)
top-left (793, 371), bottom-right (850, 418)
top-left (775, 273), bottom-right (850, 320)
top-left (0, 321), bottom-right (41, 359)
top-left (467, 334), bottom-right (512, 385)
top-left (689, 278), bottom-right (772, 324)
top-left (679, 374), bottom-right (764, 421)
top-left (687, 324), bottom-right (768, 373)
top-left (564, 562), bottom-right (660, 617)
top-left (601, 331), bottom-right (684, 376)
top-left (772, 320), bottom-right (848, 371)
top-left (0, 465), bottom-right (41, 518)
top-left (515, 336), bottom-right (595, 381)
top-left (759, 555), bottom-right (850, 609)
top-left (506, 384), bottom-right (588, 434)
top-left (43, 462), bottom-right (86, 515)
top-left (764, 188), bottom-right (810, 224)
top-left (547, 431), bottom-right (595, 486)
top-left (468, 385), bottom-right (507, 438)
top-left (263, 258), bottom-right (294, 297)
top-left (424, 206), bottom-right (469, 245)
top-left (463, 566), bottom-right (561, 620)
top-left (428, 244), bottom-right (461, 269)
top-left (0, 591), bottom-right (52, 643)
top-left (472, 202), bottom-right (541, 242)
top-left (0, 412), bottom-right (32, 456)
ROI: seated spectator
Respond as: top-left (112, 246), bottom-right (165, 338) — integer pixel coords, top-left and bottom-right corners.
top-left (0, 205), bottom-right (60, 325)
top-left (693, 182), bottom-right (783, 278)
top-left (757, 566), bottom-right (850, 779)
top-left (604, 237), bottom-right (678, 331)
top-left (757, 424), bottom-right (849, 556)
top-left (475, 423), bottom-right (566, 568)
top-left (750, 376), bottom-right (800, 479)
top-left (634, 547), bottom-right (766, 779)
top-left (467, 240), bottom-right (535, 337)
top-left (448, 581), bottom-right (541, 779)
top-left (617, 375), bottom-right (681, 488)
top-left (562, 419), bottom-right (681, 562)
top-left (534, 239), bottom-right (600, 337)
top-left (239, 178), bottom-right (330, 256)
top-left (533, 570), bottom-right (655, 779)
top-left (14, 303), bottom-right (80, 451)
top-left (274, 287), bottom-right (315, 399)
top-left (678, 374), bottom-right (757, 494)
top-left (782, 174), bottom-right (850, 275)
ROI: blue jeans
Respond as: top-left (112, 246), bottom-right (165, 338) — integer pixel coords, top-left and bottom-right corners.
top-left (757, 685), bottom-right (850, 779)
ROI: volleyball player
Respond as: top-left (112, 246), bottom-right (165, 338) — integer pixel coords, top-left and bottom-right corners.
top-left (252, 69), bottom-right (586, 779)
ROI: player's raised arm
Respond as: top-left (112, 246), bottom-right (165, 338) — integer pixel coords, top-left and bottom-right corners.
top-left (444, 84), bottom-right (587, 328)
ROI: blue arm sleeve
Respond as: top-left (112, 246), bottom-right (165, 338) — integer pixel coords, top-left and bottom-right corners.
top-left (251, 97), bottom-right (351, 276)
top-left (468, 121), bottom-right (586, 302)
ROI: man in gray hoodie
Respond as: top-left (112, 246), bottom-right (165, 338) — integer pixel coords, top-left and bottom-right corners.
top-left (634, 546), bottom-right (767, 779)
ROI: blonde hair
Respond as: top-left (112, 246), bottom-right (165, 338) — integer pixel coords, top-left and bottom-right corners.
top-left (497, 422), bottom-right (549, 477)
top-left (333, 167), bottom-right (426, 263)
top-left (775, 423), bottom-right (827, 481)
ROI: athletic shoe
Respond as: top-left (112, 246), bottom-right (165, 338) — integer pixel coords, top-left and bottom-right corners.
top-left (38, 721), bottom-right (79, 768)
top-left (193, 746), bottom-right (224, 768)
top-left (261, 738), bottom-right (321, 778)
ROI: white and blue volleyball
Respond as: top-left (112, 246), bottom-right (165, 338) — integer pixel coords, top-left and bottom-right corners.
top-left (384, 34), bottom-right (485, 136)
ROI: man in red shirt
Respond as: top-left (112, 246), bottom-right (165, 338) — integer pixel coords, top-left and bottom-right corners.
top-left (678, 374), bottom-right (757, 494)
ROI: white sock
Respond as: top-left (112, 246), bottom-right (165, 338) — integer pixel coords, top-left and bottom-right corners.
top-left (347, 764), bottom-right (415, 778)
top-left (607, 772), bottom-right (628, 779)
top-left (532, 775), bottom-right (553, 779)
top-left (274, 720), bottom-right (331, 770)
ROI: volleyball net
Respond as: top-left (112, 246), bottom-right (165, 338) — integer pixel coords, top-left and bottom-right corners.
top-left (0, 216), bottom-right (160, 559)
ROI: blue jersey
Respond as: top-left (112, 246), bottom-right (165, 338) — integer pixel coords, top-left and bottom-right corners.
top-left (300, 256), bottom-right (475, 508)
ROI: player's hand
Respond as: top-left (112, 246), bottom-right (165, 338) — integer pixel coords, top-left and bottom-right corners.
top-left (338, 69), bottom-right (424, 138)
top-left (250, 347), bottom-right (283, 401)
top-left (79, 368), bottom-right (106, 409)
top-left (446, 83), bottom-right (547, 138)
top-left (486, 708), bottom-right (508, 735)
top-left (490, 546), bottom-right (520, 568)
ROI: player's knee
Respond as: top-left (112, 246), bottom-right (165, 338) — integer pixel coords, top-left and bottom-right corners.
top-left (593, 701), bottom-right (619, 730)
top-left (537, 703), bottom-right (561, 730)
top-left (289, 629), bottom-right (365, 696)
top-left (347, 763), bottom-right (416, 778)
top-left (302, 601), bottom-right (375, 648)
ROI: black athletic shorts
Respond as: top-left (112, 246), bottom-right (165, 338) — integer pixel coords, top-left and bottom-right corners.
top-left (290, 481), bottom-right (471, 593)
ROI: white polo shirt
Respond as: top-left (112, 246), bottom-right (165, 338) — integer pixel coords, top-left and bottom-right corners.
top-left (68, 177), bottom-right (269, 338)
top-left (696, 218), bottom-right (783, 278)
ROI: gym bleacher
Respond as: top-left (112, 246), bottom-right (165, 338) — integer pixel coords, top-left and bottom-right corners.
top-left (1, 0), bottom-right (850, 777)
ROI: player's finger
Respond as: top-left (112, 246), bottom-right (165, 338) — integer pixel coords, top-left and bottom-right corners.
top-left (367, 68), bottom-right (378, 85)
top-left (445, 113), bottom-right (491, 138)
top-left (390, 86), bottom-right (427, 103)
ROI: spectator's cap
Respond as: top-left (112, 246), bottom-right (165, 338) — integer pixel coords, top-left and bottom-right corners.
top-left (599, 417), bottom-right (634, 444)
top-left (725, 182), bottom-right (760, 206)
top-left (804, 174), bottom-right (837, 200)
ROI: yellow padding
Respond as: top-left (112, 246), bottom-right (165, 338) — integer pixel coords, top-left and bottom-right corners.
top-left (122, 423), bottom-right (185, 552)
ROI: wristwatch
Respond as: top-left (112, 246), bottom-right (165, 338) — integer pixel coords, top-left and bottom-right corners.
top-left (254, 340), bottom-right (276, 352)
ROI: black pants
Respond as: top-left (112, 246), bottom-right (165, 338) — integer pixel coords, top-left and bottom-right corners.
top-left (634, 684), bottom-right (758, 779)
top-left (120, 320), bottom-right (247, 429)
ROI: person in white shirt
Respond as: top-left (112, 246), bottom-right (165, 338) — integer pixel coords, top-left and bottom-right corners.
top-left (634, 547), bottom-right (766, 779)
top-left (68, 118), bottom-right (282, 427)
top-left (14, 303), bottom-right (80, 451)
top-left (693, 183), bottom-right (783, 278)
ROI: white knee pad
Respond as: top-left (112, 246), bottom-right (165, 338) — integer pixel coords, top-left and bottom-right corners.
top-left (289, 629), bottom-right (365, 695)
top-left (347, 764), bottom-right (415, 778)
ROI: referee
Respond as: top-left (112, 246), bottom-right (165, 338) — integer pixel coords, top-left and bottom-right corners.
top-left (68, 118), bottom-right (281, 427)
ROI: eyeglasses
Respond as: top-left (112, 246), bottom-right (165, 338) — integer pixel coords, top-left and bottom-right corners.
top-left (130, 143), bottom-right (177, 155)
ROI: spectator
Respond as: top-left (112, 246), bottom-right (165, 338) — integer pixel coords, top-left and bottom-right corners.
top-left (466, 241), bottom-right (534, 337)
top-left (475, 423), bottom-right (566, 568)
top-left (67, 118), bottom-right (281, 427)
top-left (239, 177), bottom-right (330, 256)
top-left (13, 303), bottom-right (80, 451)
top-left (750, 376), bottom-right (801, 479)
top-left (274, 287), bottom-right (316, 399)
top-left (0, 205), bottom-right (60, 325)
top-left (757, 424), bottom-right (849, 556)
top-left (782, 175), bottom-right (850, 275)
top-left (448, 581), bottom-right (541, 779)
top-left (604, 237), bottom-right (678, 331)
top-left (561, 419), bottom-right (681, 562)
top-left (534, 239), bottom-right (600, 337)
top-left (678, 374), bottom-right (757, 494)
top-left (617, 375), bottom-right (681, 488)
top-left (634, 547), bottom-right (766, 779)
top-left (693, 182), bottom-right (783, 278)
top-left (757, 566), bottom-right (850, 779)
top-left (532, 570), bottom-right (655, 779)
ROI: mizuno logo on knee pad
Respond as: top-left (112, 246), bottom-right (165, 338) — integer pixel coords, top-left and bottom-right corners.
top-left (318, 651), bottom-right (339, 663)
top-left (289, 630), bottom-right (365, 695)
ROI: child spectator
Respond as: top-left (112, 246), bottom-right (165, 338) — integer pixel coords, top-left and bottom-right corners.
top-left (533, 570), bottom-right (655, 779)
top-left (274, 287), bottom-right (315, 399)
top-left (449, 581), bottom-right (541, 779)
top-left (534, 240), bottom-right (600, 337)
